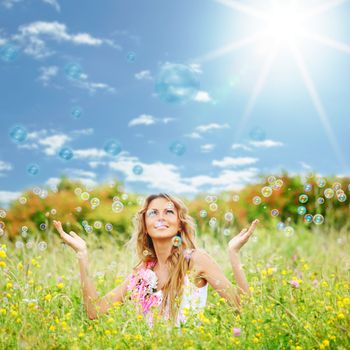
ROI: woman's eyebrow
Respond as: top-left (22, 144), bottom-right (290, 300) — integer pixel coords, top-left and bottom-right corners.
top-left (149, 207), bottom-right (175, 211)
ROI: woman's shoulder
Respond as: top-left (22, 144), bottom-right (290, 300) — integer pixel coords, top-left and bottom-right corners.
top-left (188, 248), bottom-right (211, 274)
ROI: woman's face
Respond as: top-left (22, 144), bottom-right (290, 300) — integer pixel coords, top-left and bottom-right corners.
top-left (145, 197), bottom-right (181, 239)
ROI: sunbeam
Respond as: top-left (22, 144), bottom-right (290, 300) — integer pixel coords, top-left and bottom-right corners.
top-left (290, 43), bottom-right (347, 170)
top-left (215, 0), bottom-right (267, 20)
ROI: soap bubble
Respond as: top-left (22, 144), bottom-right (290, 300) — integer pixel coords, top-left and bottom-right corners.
top-left (316, 178), bottom-right (326, 188)
top-left (64, 63), bottom-right (84, 80)
top-left (51, 209), bottom-right (57, 215)
top-left (39, 223), bottom-right (47, 230)
top-left (155, 63), bottom-right (200, 104)
top-left (93, 221), bottom-right (102, 229)
top-left (304, 214), bottom-right (313, 223)
top-left (38, 241), bottom-right (47, 251)
top-left (209, 203), bottom-right (218, 211)
top-left (133, 165), bottom-right (143, 175)
top-left (297, 206), bottom-right (307, 215)
top-left (121, 193), bottom-right (128, 201)
top-left (105, 223), bottom-right (113, 232)
top-left (232, 194), bottom-right (240, 202)
top-left (0, 43), bottom-right (20, 62)
top-left (275, 179), bottom-right (283, 188)
top-left (9, 125), bottom-right (28, 143)
top-left (112, 201), bottom-right (124, 213)
top-left (253, 196), bottom-right (261, 205)
top-left (337, 193), bottom-right (347, 202)
top-left (27, 163), bottom-right (39, 176)
top-left (199, 210), bottom-right (207, 218)
top-left (0, 210), bottom-right (7, 219)
top-left (224, 212), bottom-right (234, 222)
top-left (324, 188), bottom-right (334, 199)
top-left (126, 51), bottom-right (136, 62)
top-left (169, 141), bottom-right (186, 156)
top-left (267, 176), bottom-right (276, 184)
top-left (277, 222), bottom-right (285, 230)
top-left (90, 197), bottom-right (100, 207)
top-left (283, 226), bottom-right (294, 238)
top-left (249, 127), bottom-right (266, 141)
top-left (71, 106), bottom-right (83, 119)
top-left (299, 194), bottom-right (308, 204)
top-left (74, 188), bottom-right (82, 196)
top-left (261, 186), bottom-right (272, 198)
top-left (81, 192), bottom-right (90, 201)
top-left (104, 139), bottom-right (122, 156)
top-left (58, 147), bottom-right (74, 161)
top-left (26, 241), bottom-right (34, 249)
top-left (271, 209), bottom-right (279, 217)
top-left (317, 197), bottom-right (325, 204)
top-left (15, 241), bottom-right (24, 249)
top-left (223, 228), bottom-right (231, 236)
top-left (304, 184), bottom-right (312, 192)
top-left (209, 217), bottom-right (217, 227)
top-left (332, 182), bottom-right (341, 191)
top-left (313, 214), bottom-right (324, 225)
top-left (19, 197), bottom-right (27, 205)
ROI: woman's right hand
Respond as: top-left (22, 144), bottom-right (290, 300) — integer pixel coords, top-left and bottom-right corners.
top-left (53, 220), bottom-right (87, 254)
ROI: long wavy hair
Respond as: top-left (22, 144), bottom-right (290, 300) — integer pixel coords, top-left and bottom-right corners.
top-left (125, 193), bottom-right (198, 325)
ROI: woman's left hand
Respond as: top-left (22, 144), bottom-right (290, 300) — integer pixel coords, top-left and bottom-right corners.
top-left (228, 219), bottom-right (259, 253)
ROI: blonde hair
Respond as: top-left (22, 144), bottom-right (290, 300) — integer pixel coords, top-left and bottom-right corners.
top-left (125, 193), bottom-right (198, 325)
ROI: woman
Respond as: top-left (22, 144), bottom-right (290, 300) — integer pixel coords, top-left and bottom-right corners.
top-left (53, 193), bottom-right (259, 327)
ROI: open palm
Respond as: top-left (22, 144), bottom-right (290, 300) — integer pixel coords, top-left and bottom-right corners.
top-left (53, 220), bottom-right (87, 253)
top-left (228, 219), bottom-right (259, 253)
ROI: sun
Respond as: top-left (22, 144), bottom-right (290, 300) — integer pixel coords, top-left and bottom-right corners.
top-left (192, 0), bottom-right (348, 170)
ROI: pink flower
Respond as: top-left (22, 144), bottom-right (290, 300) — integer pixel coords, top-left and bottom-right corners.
top-left (233, 327), bottom-right (241, 336)
top-left (289, 280), bottom-right (300, 288)
top-left (312, 279), bottom-right (319, 286)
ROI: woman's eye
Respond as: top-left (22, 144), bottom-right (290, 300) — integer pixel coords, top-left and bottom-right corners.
top-left (147, 209), bottom-right (157, 217)
top-left (166, 209), bottom-right (174, 214)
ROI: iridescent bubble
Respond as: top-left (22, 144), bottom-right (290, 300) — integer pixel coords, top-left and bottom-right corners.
top-left (0, 228), bottom-right (4, 237)
top-left (26, 241), bottom-right (34, 249)
top-left (332, 182), bottom-right (341, 191)
top-left (297, 206), bottom-right (306, 215)
top-left (261, 187), bottom-right (272, 198)
top-left (275, 179), bottom-right (283, 188)
top-left (317, 197), bottom-right (325, 204)
top-left (0, 221), bottom-right (4, 229)
top-left (85, 225), bottom-right (93, 233)
top-left (71, 106), bottom-right (83, 119)
top-left (121, 193), bottom-right (128, 201)
top-left (126, 51), bottom-right (136, 62)
top-left (105, 223), bottom-right (113, 232)
top-left (112, 201), bottom-right (124, 213)
top-left (64, 62), bottom-right (84, 80)
top-left (9, 125), bottom-right (28, 143)
top-left (313, 214), bottom-right (324, 225)
top-left (0, 43), bottom-right (20, 62)
top-left (336, 189), bottom-right (344, 197)
top-left (232, 194), bottom-right (240, 202)
top-left (51, 209), bottom-right (57, 215)
top-left (38, 241), bottom-right (47, 251)
top-left (299, 194), bottom-right (308, 204)
top-left (324, 188), bottom-right (334, 199)
top-left (283, 226), bottom-right (294, 238)
top-left (104, 139), bottom-right (122, 156)
top-left (82, 220), bottom-right (88, 227)
top-left (94, 221), bottom-right (102, 229)
top-left (169, 141), bottom-right (186, 156)
top-left (267, 176), bottom-right (276, 184)
top-left (39, 223), bottom-right (47, 230)
top-left (155, 63), bottom-right (200, 104)
top-left (90, 197), bottom-right (100, 207)
top-left (19, 197), bottom-right (27, 205)
top-left (27, 163), bottom-right (39, 176)
top-left (58, 147), bottom-right (74, 161)
top-left (132, 164), bottom-right (143, 175)
top-left (304, 214), bottom-right (313, 223)
top-left (249, 127), bottom-right (266, 141)
top-left (223, 229), bottom-right (231, 236)
top-left (40, 189), bottom-right (48, 199)
top-left (277, 222), bottom-right (285, 230)
top-left (209, 217), bottom-right (217, 227)
top-left (81, 192), bottom-right (90, 201)
top-left (199, 209), bottom-right (207, 218)
top-left (15, 241), bottom-right (24, 249)
top-left (304, 184), bottom-right (312, 192)
top-left (253, 196), bottom-right (261, 205)
top-left (33, 187), bottom-right (41, 195)
top-left (251, 236), bottom-right (258, 242)
top-left (224, 212), bottom-right (234, 222)
top-left (271, 209), bottom-right (279, 217)
top-left (113, 196), bottom-right (120, 202)
top-left (74, 188), bottom-right (82, 196)
top-left (209, 203), bottom-right (218, 211)
top-left (337, 193), bottom-right (347, 202)
top-left (0, 210), bottom-right (6, 219)
top-left (316, 178), bottom-right (326, 188)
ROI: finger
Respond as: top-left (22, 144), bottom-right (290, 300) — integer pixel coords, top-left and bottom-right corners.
top-left (70, 231), bottom-right (79, 238)
top-left (246, 219), bottom-right (259, 235)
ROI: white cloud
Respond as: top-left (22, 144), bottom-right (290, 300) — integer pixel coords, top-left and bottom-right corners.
top-left (162, 117), bottom-right (175, 124)
top-left (212, 156), bottom-right (258, 168)
top-left (195, 123), bottom-right (230, 133)
top-left (249, 139), bottom-right (284, 148)
top-left (71, 128), bottom-right (94, 136)
top-left (63, 168), bottom-right (96, 179)
top-left (13, 21), bottom-right (120, 59)
top-left (0, 160), bottom-right (12, 172)
top-left (1, 0), bottom-right (20, 9)
top-left (72, 77), bottom-right (116, 94)
top-left (42, 0), bottom-right (60, 11)
top-left (74, 148), bottom-right (107, 159)
top-left (193, 90), bottom-right (212, 103)
top-left (184, 132), bottom-right (202, 139)
top-left (46, 176), bottom-right (97, 189)
top-left (38, 65), bottom-right (58, 86)
top-left (200, 144), bottom-right (215, 153)
top-left (0, 191), bottom-right (21, 206)
top-left (129, 114), bottom-right (156, 127)
top-left (39, 134), bottom-right (71, 156)
top-left (189, 63), bottom-right (202, 74)
top-left (135, 70), bottom-right (152, 80)
top-left (231, 143), bottom-right (252, 151)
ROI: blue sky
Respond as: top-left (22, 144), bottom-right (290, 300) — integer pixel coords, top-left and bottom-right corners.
top-left (1, 0), bottom-right (350, 204)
